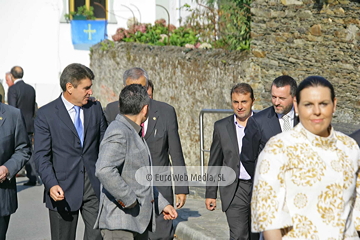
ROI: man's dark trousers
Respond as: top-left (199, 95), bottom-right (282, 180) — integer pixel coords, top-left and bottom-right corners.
top-left (0, 216), bottom-right (10, 240)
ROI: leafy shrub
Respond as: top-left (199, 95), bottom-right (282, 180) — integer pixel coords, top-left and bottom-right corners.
top-left (65, 5), bottom-right (96, 20)
top-left (112, 19), bottom-right (206, 48)
top-left (111, 0), bottom-right (251, 51)
top-left (180, 0), bottom-right (251, 50)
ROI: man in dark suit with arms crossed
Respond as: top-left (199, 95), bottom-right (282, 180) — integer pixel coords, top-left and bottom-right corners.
top-left (240, 75), bottom-right (298, 179)
top-left (0, 102), bottom-right (31, 240)
top-left (205, 83), bottom-right (259, 240)
top-left (34, 63), bottom-right (107, 240)
top-left (104, 68), bottom-right (188, 239)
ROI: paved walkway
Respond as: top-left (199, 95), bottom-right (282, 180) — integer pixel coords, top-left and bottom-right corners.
top-left (7, 178), bottom-right (229, 240)
top-left (7, 177), bottom-right (85, 240)
top-left (174, 198), bottom-right (229, 240)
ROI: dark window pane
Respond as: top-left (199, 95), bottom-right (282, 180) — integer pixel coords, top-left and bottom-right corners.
top-left (75, 0), bottom-right (86, 11)
top-left (91, 0), bottom-right (107, 19)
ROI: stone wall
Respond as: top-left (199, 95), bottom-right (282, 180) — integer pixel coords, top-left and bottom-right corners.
top-left (90, 43), bottom-right (257, 167)
top-left (250, 0), bottom-right (360, 124)
top-left (90, 0), bottom-right (360, 167)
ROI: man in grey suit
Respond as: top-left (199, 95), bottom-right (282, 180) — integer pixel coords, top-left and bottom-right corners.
top-left (95, 84), bottom-right (177, 240)
top-left (240, 75), bottom-right (298, 179)
top-left (205, 83), bottom-right (259, 240)
top-left (0, 102), bottom-right (32, 240)
top-left (104, 68), bottom-right (188, 240)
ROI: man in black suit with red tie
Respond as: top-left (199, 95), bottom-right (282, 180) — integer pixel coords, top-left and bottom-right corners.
top-left (240, 75), bottom-right (298, 179)
top-left (34, 63), bottom-right (107, 240)
top-left (7, 66), bottom-right (39, 185)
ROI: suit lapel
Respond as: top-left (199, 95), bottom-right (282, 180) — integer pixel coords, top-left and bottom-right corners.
top-left (119, 115), bottom-right (151, 170)
top-left (267, 107), bottom-right (282, 135)
top-left (293, 111), bottom-right (299, 126)
top-left (141, 138), bottom-right (152, 169)
top-left (83, 105), bottom-right (90, 146)
top-left (0, 104), bottom-right (5, 127)
top-left (145, 99), bottom-right (158, 139)
top-left (55, 97), bottom-right (79, 140)
top-left (226, 116), bottom-right (239, 154)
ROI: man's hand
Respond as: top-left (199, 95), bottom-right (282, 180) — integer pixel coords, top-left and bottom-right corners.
top-left (176, 194), bottom-right (187, 209)
top-left (163, 205), bottom-right (178, 220)
top-left (205, 198), bottom-right (216, 211)
top-left (49, 185), bottom-right (65, 201)
top-left (0, 165), bottom-right (9, 183)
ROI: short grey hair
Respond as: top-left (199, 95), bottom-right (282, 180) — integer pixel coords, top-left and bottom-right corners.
top-left (122, 67), bottom-right (149, 87)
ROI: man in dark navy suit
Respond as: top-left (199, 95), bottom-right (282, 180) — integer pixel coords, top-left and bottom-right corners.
top-left (34, 63), bottom-right (107, 240)
top-left (7, 66), bottom-right (39, 185)
top-left (0, 102), bottom-right (31, 240)
top-left (240, 75), bottom-right (298, 179)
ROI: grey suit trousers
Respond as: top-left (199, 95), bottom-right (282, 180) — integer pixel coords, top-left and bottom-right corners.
top-left (101, 229), bottom-right (148, 240)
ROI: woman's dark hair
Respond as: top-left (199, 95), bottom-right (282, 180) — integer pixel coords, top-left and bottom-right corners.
top-left (296, 76), bottom-right (335, 103)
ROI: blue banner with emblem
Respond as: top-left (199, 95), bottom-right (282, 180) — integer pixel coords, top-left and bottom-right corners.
top-left (71, 20), bottom-right (107, 50)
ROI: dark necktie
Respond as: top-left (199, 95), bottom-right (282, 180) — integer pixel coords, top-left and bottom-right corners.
top-left (74, 106), bottom-right (83, 146)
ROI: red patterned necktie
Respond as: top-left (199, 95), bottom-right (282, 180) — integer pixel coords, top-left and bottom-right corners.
top-left (140, 123), bottom-right (145, 137)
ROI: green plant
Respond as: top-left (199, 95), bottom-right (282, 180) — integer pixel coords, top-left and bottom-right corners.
top-left (112, 19), bottom-right (201, 48)
top-left (100, 40), bottom-right (115, 51)
top-left (180, 0), bottom-right (251, 51)
top-left (65, 5), bottom-right (96, 20)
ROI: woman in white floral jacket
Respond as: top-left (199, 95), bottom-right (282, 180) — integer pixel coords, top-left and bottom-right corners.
top-left (251, 76), bottom-right (360, 240)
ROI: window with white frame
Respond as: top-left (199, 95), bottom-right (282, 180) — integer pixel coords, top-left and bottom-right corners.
top-left (60, 0), bottom-right (116, 23)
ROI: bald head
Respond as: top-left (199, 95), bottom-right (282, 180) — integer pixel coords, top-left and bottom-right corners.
top-left (10, 66), bottom-right (24, 80)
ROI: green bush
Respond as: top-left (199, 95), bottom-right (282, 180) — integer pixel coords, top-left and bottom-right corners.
top-left (64, 5), bottom-right (96, 20)
top-left (111, 0), bottom-right (251, 51)
top-left (112, 20), bottom-right (203, 48)
top-left (181, 0), bottom-right (251, 51)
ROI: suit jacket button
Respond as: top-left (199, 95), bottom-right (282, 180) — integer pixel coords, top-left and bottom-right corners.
top-left (151, 199), bottom-right (154, 203)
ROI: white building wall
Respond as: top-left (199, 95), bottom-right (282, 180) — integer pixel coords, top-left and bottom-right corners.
top-left (156, 0), bottom-right (197, 27)
top-left (0, 0), bottom-right (156, 107)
